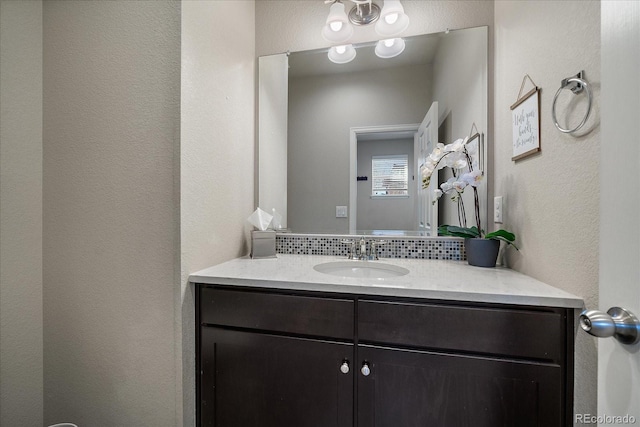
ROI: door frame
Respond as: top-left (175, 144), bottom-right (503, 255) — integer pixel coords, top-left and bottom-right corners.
top-left (349, 124), bottom-right (419, 233)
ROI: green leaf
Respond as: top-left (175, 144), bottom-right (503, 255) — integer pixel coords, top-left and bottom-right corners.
top-left (485, 229), bottom-right (519, 250)
top-left (439, 225), bottom-right (481, 239)
top-left (485, 229), bottom-right (515, 242)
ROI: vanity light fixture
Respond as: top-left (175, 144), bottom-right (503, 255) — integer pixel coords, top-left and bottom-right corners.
top-left (321, 1), bottom-right (355, 43)
top-left (323, 0), bottom-right (409, 63)
top-left (375, 0), bottom-right (410, 37)
top-left (374, 38), bottom-right (405, 58)
top-left (322, 0), bottom-right (409, 39)
top-left (328, 44), bottom-right (357, 64)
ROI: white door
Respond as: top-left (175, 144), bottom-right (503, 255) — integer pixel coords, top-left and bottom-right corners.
top-left (596, 1), bottom-right (640, 423)
top-left (414, 102), bottom-right (438, 235)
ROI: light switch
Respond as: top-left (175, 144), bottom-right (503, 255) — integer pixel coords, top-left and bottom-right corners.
top-left (336, 206), bottom-right (348, 218)
top-left (494, 196), bottom-right (503, 223)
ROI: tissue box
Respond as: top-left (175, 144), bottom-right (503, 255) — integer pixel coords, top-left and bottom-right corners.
top-left (251, 230), bottom-right (276, 259)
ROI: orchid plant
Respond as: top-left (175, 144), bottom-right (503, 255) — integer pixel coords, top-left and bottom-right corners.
top-left (421, 134), bottom-right (518, 248)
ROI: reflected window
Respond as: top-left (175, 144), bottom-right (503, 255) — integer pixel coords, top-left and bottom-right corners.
top-left (371, 155), bottom-right (408, 196)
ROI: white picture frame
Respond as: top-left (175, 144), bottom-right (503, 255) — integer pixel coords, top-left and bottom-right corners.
top-left (511, 87), bottom-right (541, 161)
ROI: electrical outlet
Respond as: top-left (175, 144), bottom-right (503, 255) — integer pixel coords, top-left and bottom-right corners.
top-left (494, 196), bottom-right (503, 223)
top-left (336, 206), bottom-right (348, 218)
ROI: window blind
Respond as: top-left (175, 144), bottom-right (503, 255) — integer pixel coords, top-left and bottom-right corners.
top-left (371, 155), bottom-right (408, 196)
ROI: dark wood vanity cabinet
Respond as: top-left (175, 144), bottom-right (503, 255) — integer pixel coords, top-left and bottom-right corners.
top-left (196, 285), bottom-right (574, 427)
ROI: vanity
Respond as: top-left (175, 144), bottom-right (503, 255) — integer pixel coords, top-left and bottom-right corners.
top-left (190, 254), bottom-right (582, 427)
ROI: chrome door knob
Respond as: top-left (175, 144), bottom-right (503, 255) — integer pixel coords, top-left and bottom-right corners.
top-left (580, 307), bottom-right (640, 345)
top-left (361, 362), bottom-right (371, 376)
top-left (340, 361), bottom-right (350, 374)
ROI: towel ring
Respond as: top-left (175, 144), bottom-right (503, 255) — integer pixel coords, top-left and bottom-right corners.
top-left (552, 73), bottom-right (592, 134)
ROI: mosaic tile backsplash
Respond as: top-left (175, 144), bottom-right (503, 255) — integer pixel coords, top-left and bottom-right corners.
top-left (276, 233), bottom-right (466, 260)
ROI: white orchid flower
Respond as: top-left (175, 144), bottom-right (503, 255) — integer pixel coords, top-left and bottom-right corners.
top-left (453, 180), bottom-right (467, 192)
top-left (461, 170), bottom-right (483, 187)
top-left (445, 138), bottom-right (466, 153)
top-left (440, 181), bottom-right (453, 193)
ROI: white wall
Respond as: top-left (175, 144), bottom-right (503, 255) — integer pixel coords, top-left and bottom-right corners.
top-left (288, 65), bottom-right (430, 232)
top-left (180, 1), bottom-right (256, 425)
top-left (493, 0), bottom-right (600, 415)
top-left (0, 1), bottom-right (43, 425)
top-left (43, 1), bottom-right (180, 425)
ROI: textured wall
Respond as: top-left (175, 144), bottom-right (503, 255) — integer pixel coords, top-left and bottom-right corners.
top-left (43, 1), bottom-right (180, 425)
top-left (493, 0), bottom-right (600, 415)
top-left (0, 1), bottom-right (44, 425)
top-left (180, 1), bottom-right (256, 425)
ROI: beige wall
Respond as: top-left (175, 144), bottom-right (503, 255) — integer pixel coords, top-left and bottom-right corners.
top-left (43, 1), bottom-right (180, 425)
top-left (0, 1), bottom-right (44, 425)
top-left (180, 1), bottom-right (256, 425)
top-left (493, 0), bottom-right (600, 415)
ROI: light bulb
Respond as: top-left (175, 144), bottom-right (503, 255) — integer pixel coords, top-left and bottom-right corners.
top-left (375, 0), bottom-right (409, 37)
top-left (375, 38), bottom-right (405, 58)
top-left (385, 13), bottom-right (399, 24)
top-left (322, 2), bottom-right (353, 43)
top-left (328, 44), bottom-right (356, 64)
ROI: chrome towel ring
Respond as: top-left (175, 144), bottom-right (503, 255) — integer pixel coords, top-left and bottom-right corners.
top-left (552, 70), bottom-right (592, 134)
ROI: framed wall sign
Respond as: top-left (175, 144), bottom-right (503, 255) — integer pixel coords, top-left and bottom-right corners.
top-left (511, 75), bottom-right (541, 161)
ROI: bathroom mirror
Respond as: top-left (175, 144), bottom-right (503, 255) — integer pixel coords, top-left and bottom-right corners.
top-left (258, 26), bottom-right (488, 235)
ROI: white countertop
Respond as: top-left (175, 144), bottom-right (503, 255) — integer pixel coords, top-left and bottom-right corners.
top-left (189, 254), bottom-right (583, 308)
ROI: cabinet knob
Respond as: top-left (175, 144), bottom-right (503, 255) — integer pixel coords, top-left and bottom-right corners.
top-left (340, 361), bottom-right (350, 374)
top-left (361, 362), bottom-right (371, 376)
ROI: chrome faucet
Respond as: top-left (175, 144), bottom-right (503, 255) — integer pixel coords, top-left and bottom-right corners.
top-left (341, 238), bottom-right (387, 260)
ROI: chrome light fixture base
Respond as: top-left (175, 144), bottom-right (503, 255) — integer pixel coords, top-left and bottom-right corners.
top-left (348, 2), bottom-right (380, 26)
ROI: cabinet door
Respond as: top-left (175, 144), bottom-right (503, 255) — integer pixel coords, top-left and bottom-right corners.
top-left (357, 345), bottom-right (564, 427)
top-left (200, 327), bottom-right (354, 427)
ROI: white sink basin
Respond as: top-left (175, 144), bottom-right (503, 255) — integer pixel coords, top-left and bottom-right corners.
top-left (313, 261), bottom-right (410, 279)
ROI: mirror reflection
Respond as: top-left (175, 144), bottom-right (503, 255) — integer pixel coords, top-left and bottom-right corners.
top-left (258, 26), bottom-right (488, 236)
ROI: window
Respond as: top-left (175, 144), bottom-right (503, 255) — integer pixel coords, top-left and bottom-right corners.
top-left (371, 155), bottom-right (409, 196)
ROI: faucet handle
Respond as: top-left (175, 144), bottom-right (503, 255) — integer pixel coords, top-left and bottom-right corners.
top-left (341, 239), bottom-right (358, 260)
top-left (370, 240), bottom-right (388, 260)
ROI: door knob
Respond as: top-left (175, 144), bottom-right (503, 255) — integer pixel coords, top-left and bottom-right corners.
top-left (579, 307), bottom-right (640, 345)
top-left (340, 361), bottom-right (350, 374)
